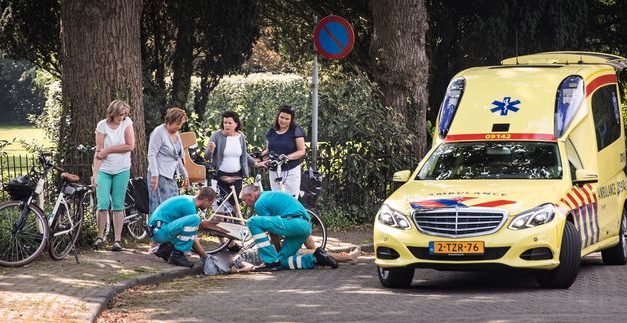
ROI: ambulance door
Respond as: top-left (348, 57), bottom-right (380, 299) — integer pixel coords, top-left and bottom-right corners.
top-left (590, 82), bottom-right (625, 242)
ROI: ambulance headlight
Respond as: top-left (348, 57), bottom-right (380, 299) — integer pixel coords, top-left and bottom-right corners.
top-left (508, 204), bottom-right (555, 230)
top-left (377, 204), bottom-right (411, 230)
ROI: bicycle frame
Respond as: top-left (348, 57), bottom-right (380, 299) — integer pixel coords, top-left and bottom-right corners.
top-left (48, 191), bottom-right (74, 237)
top-left (12, 157), bottom-right (51, 234)
top-left (263, 156), bottom-right (290, 193)
top-left (203, 185), bottom-right (250, 241)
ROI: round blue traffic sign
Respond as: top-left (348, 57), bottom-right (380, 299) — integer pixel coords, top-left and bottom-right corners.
top-left (313, 15), bottom-right (355, 60)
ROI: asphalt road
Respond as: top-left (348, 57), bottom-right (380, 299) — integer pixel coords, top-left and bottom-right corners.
top-left (101, 254), bottom-right (627, 322)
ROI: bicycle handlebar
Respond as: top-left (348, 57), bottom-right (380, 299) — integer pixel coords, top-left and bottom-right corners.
top-left (77, 144), bottom-right (96, 153)
top-left (266, 151), bottom-right (289, 169)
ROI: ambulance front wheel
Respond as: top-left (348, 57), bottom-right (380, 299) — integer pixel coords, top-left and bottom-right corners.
top-left (377, 266), bottom-right (414, 288)
top-left (536, 221), bottom-right (581, 289)
top-left (601, 208), bottom-right (627, 265)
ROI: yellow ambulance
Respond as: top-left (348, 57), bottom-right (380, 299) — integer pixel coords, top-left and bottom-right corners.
top-left (374, 51), bottom-right (627, 289)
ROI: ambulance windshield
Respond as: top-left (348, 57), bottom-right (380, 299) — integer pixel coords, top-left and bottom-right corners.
top-left (417, 141), bottom-right (562, 180)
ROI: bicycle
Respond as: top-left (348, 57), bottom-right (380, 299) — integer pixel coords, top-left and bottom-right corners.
top-left (77, 145), bottom-right (149, 241)
top-left (0, 150), bottom-right (92, 267)
top-left (198, 153), bottom-right (327, 254)
top-left (259, 151), bottom-right (327, 249)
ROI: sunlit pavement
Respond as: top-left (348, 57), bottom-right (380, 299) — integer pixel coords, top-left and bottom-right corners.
top-left (102, 253), bottom-right (627, 322)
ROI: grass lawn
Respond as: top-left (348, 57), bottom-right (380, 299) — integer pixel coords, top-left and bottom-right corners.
top-left (0, 125), bottom-right (51, 155)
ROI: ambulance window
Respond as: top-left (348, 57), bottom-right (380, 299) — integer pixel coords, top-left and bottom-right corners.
top-left (565, 139), bottom-right (583, 179)
top-left (565, 140), bottom-right (583, 169)
top-left (591, 85), bottom-right (621, 151)
top-left (417, 141), bottom-right (562, 180)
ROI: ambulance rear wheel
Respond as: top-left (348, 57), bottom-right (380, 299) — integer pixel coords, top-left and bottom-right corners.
top-left (377, 266), bottom-right (414, 288)
top-left (536, 221), bottom-right (581, 289)
top-left (601, 209), bottom-right (627, 265)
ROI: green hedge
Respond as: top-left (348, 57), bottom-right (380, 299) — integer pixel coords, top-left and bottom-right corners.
top-left (190, 72), bottom-right (418, 228)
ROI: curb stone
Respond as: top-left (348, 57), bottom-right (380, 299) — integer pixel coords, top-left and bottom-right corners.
top-left (88, 265), bottom-right (194, 322)
top-left (89, 243), bottom-right (373, 321)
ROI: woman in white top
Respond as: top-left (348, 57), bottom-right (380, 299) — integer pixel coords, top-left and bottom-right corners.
top-left (92, 100), bottom-right (136, 251)
top-left (204, 111), bottom-right (255, 205)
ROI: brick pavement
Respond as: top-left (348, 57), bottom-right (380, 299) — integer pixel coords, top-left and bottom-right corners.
top-left (103, 254), bottom-right (627, 322)
top-left (0, 229), bottom-right (372, 322)
top-left (0, 245), bottom-right (190, 322)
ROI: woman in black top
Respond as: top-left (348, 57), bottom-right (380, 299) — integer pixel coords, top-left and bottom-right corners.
top-left (260, 105), bottom-right (306, 197)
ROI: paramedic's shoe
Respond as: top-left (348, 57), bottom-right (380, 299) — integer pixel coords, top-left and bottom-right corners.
top-left (155, 242), bottom-right (173, 261)
top-left (314, 247), bottom-right (338, 269)
top-left (168, 249), bottom-right (194, 268)
top-left (252, 261), bottom-right (281, 272)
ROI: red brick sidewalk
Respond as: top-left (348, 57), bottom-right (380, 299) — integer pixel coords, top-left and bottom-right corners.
top-left (0, 228), bottom-right (372, 322)
top-left (0, 246), bottom-right (190, 322)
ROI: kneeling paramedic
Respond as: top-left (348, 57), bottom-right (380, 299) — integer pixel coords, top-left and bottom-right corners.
top-left (239, 184), bottom-right (337, 270)
top-left (148, 186), bottom-right (216, 267)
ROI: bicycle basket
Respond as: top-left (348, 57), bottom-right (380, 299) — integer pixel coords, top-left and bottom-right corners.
top-left (3, 175), bottom-right (36, 200)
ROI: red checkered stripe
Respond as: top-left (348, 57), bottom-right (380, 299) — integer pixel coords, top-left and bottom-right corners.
top-left (557, 184), bottom-right (599, 248)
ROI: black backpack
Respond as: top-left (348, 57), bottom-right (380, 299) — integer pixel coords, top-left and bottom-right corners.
top-left (300, 168), bottom-right (323, 208)
top-left (129, 177), bottom-right (149, 214)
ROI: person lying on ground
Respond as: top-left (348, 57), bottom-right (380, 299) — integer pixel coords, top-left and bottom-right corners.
top-left (204, 246), bottom-right (361, 275)
top-left (239, 184), bottom-right (338, 270)
top-left (149, 186), bottom-right (216, 267)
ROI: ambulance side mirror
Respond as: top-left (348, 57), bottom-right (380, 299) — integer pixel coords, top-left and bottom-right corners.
top-left (573, 169), bottom-right (598, 186)
top-left (393, 170), bottom-right (411, 182)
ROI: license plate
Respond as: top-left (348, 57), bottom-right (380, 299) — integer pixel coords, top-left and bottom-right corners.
top-left (429, 241), bottom-right (485, 255)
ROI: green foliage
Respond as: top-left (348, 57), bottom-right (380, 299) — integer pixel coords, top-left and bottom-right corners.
top-left (0, 54), bottom-right (45, 125)
top-left (0, 0), bottom-right (61, 77)
top-left (313, 196), bottom-right (355, 230)
top-left (142, 0), bottom-right (260, 125)
top-left (314, 70), bottom-right (418, 222)
top-left (27, 69), bottom-right (61, 150)
top-left (586, 0), bottom-right (627, 56)
top-left (195, 71), bottom-right (417, 224)
top-left (426, 0), bottom-right (591, 121)
top-left (197, 73), bottom-right (309, 149)
top-left (257, 0), bottom-right (372, 76)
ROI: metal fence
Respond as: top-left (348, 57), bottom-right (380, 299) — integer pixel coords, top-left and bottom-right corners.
top-left (0, 152), bottom-right (421, 221)
top-left (0, 153), bottom-right (93, 203)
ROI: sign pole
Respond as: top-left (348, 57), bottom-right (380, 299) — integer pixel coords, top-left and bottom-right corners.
top-left (311, 14), bottom-right (353, 173)
top-left (311, 14), bottom-right (319, 172)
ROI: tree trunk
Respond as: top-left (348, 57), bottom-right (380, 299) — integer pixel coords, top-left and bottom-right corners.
top-left (142, 0), bottom-right (170, 133)
top-left (170, 0), bottom-right (195, 109)
top-left (192, 61), bottom-right (220, 119)
top-left (370, 0), bottom-right (429, 157)
top-left (60, 0), bottom-right (146, 177)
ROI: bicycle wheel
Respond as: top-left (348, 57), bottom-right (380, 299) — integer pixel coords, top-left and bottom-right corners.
top-left (198, 227), bottom-right (232, 254)
top-left (49, 201), bottom-right (82, 260)
top-left (81, 190), bottom-right (110, 238)
top-left (0, 200), bottom-right (49, 267)
top-left (81, 190), bottom-right (97, 227)
top-left (125, 207), bottom-right (148, 240)
top-left (307, 209), bottom-right (327, 250)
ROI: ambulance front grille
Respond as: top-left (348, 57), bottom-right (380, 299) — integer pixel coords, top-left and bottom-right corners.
top-left (412, 207), bottom-right (508, 238)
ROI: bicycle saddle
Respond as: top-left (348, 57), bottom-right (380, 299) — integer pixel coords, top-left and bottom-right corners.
top-left (61, 172), bottom-right (80, 182)
top-left (219, 175), bottom-right (242, 184)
